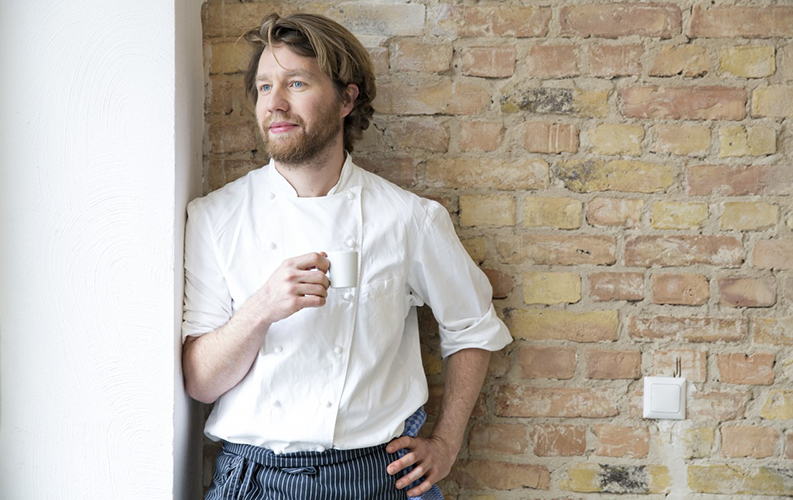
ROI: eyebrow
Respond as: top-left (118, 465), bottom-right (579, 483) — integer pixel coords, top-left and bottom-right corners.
top-left (255, 69), bottom-right (313, 82)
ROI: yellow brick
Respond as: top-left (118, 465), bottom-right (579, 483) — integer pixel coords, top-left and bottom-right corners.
top-left (683, 427), bottom-right (715, 459)
top-left (760, 390), bottom-right (793, 420)
top-left (562, 464), bottom-right (671, 494)
top-left (589, 124), bottom-right (644, 156)
top-left (524, 197), bottom-right (582, 229)
top-left (462, 237), bottom-right (486, 264)
top-left (209, 41), bottom-right (250, 74)
top-left (460, 195), bottom-right (516, 227)
top-left (689, 465), bottom-right (793, 496)
top-left (559, 160), bottom-right (675, 193)
top-left (650, 124), bottom-right (711, 156)
top-left (720, 46), bottom-right (775, 78)
top-left (508, 310), bottom-right (618, 342)
top-left (523, 272), bottom-right (581, 305)
top-left (652, 201), bottom-right (708, 229)
top-left (752, 86), bottom-right (793, 118)
top-left (650, 45), bottom-right (709, 77)
top-left (719, 126), bottom-right (776, 157)
top-left (720, 201), bottom-right (777, 230)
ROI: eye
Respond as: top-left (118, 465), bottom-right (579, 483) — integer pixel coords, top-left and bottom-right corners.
top-left (259, 84), bottom-right (271, 93)
top-left (291, 81), bottom-right (305, 89)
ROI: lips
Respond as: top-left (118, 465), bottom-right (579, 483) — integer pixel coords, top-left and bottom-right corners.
top-left (268, 120), bottom-right (301, 135)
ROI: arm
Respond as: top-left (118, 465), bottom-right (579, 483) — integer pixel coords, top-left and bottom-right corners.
top-left (386, 347), bottom-right (490, 496)
top-left (183, 252), bottom-right (330, 404)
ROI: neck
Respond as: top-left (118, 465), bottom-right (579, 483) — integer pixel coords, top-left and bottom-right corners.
top-left (274, 140), bottom-right (346, 197)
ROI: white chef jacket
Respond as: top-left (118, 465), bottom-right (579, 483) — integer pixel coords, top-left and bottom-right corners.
top-left (182, 155), bottom-right (512, 453)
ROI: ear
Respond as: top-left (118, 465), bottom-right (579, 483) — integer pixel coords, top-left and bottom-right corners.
top-left (340, 84), bottom-right (359, 118)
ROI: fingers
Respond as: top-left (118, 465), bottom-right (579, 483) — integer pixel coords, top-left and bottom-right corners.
top-left (288, 252), bottom-right (330, 273)
top-left (386, 436), bottom-right (413, 454)
top-left (406, 478), bottom-right (435, 498)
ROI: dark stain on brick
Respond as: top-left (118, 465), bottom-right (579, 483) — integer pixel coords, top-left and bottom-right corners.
top-left (501, 88), bottom-right (575, 114)
top-left (555, 160), bottom-right (598, 192)
top-left (598, 465), bottom-right (649, 494)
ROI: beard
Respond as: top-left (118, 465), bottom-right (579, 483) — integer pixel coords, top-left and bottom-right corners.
top-left (261, 101), bottom-right (343, 167)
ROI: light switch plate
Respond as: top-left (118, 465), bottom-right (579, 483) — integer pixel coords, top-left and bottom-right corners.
top-left (643, 376), bottom-right (686, 420)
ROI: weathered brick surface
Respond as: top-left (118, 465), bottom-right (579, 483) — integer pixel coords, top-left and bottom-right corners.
top-left (589, 272), bottom-right (644, 301)
top-left (204, 2), bottom-right (793, 497)
top-left (716, 353), bottom-right (776, 385)
top-left (621, 86), bottom-right (746, 120)
top-left (560, 4), bottom-right (681, 39)
top-left (587, 349), bottom-right (641, 379)
top-left (651, 273), bottom-right (709, 305)
top-left (594, 425), bottom-right (650, 458)
top-left (649, 45), bottom-right (709, 77)
top-left (530, 424), bottom-right (586, 457)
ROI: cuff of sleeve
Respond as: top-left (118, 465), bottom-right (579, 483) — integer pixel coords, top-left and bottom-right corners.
top-left (438, 304), bottom-right (513, 359)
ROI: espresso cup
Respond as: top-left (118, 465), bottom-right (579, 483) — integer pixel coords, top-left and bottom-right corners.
top-left (326, 251), bottom-right (358, 288)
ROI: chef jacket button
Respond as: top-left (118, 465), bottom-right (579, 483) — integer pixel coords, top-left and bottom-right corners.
top-left (316, 446), bottom-right (326, 453)
top-left (342, 292), bottom-right (352, 301)
top-left (269, 242), bottom-right (277, 250)
top-left (334, 346), bottom-right (343, 354)
top-left (273, 400), bottom-right (280, 407)
top-left (274, 346), bottom-right (283, 354)
top-left (344, 238), bottom-right (356, 249)
top-left (268, 192), bottom-right (275, 200)
top-left (325, 401), bottom-right (333, 408)
top-left (345, 192), bottom-right (354, 200)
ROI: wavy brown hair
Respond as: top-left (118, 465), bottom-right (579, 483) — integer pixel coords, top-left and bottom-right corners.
top-left (243, 13), bottom-right (376, 153)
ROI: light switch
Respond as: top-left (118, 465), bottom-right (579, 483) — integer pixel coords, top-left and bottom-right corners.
top-left (643, 376), bottom-right (686, 420)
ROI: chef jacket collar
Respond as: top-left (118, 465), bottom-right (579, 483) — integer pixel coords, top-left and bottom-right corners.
top-left (268, 153), bottom-right (355, 198)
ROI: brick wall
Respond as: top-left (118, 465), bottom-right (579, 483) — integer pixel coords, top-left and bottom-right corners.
top-left (201, 1), bottom-right (793, 497)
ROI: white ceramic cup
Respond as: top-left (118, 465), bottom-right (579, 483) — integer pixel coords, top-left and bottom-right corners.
top-left (326, 251), bottom-right (358, 288)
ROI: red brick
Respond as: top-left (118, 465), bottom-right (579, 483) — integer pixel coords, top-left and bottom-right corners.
top-left (524, 122), bottom-right (579, 153)
top-left (628, 316), bottom-right (747, 343)
top-left (622, 86), bottom-right (746, 120)
top-left (560, 3), bottom-right (681, 38)
top-left (589, 272), bottom-right (644, 302)
top-left (754, 240), bottom-right (793, 270)
top-left (496, 385), bottom-right (620, 418)
top-left (587, 349), bottom-right (641, 379)
top-left (375, 79), bottom-right (489, 115)
top-left (450, 460), bottom-right (550, 491)
top-left (719, 277), bottom-right (776, 307)
top-left (326, 3), bottom-right (425, 37)
top-left (689, 5), bottom-right (793, 38)
top-left (649, 45), bottom-right (709, 77)
top-left (433, 5), bottom-right (552, 37)
top-left (526, 45), bottom-right (579, 78)
top-left (355, 156), bottom-right (416, 187)
top-left (717, 353), bottom-right (776, 385)
top-left (721, 426), bottom-right (778, 458)
top-left (460, 121), bottom-right (503, 152)
top-left (586, 198), bottom-right (644, 228)
top-left (588, 44), bottom-right (643, 77)
top-left (482, 269), bottom-right (513, 299)
top-left (688, 164), bottom-right (793, 196)
top-left (383, 118), bottom-right (449, 153)
top-left (690, 391), bottom-right (750, 420)
top-left (367, 47), bottom-right (389, 75)
top-left (497, 234), bottom-right (616, 266)
top-left (648, 349), bottom-right (707, 382)
top-left (625, 235), bottom-right (743, 268)
top-left (517, 346), bottom-right (576, 380)
top-left (652, 274), bottom-right (709, 305)
top-left (530, 425), bottom-right (586, 457)
top-left (392, 41), bottom-right (452, 73)
top-left (488, 349), bottom-right (511, 378)
top-left (461, 46), bottom-right (515, 78)
top-left (594, 425), bottom-right (650, 458)
top-left (209, 120), bottom-right (257, 154)
top-left (468, 424), bottom-right (528, 455)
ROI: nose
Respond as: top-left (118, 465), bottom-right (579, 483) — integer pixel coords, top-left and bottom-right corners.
top-left (266, 84), bottom-right (289, 114)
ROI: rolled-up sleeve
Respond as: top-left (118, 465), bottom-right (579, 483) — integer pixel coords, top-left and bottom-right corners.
top-left (181, 202), bottom-right (233, 343)
top-left (407, 201), bottom-right (512, 358)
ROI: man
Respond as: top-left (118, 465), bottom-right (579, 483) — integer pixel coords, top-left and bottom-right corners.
top-left (182, 12), bottom-right (512, 500)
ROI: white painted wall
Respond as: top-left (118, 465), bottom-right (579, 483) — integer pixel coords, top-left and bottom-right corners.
top-left (0, 0), bottom-right (204, 498)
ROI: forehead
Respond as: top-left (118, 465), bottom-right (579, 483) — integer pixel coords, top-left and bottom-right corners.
top-left (255, 44), bottom-right (324, 80)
